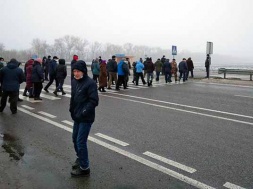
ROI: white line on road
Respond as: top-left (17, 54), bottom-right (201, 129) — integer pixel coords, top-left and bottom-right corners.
top-left (223, 182), bottom-right (246, 189)
top-left (21, 105), bottom-right (34, 110)
top-left (61, 120), bottom-right (73, 126)
top-left (101, 94), bottom-right (253, 126)
top-left (195, 82), bottom-right (253, 89)
top-left (16, 106), bottom-right (215, 189)
top-left (38, 111), bottom-right (57, 118)
top-left (95, 133), bottom-right (129, 146)
top-left (101, 93), bottom-right (253, 120)
top-left (234, 95), bottom-right (253, 99)
top-left (47, 89), bottom-right (71, 98)
top-left (143, 151), bottom-right (196, 173)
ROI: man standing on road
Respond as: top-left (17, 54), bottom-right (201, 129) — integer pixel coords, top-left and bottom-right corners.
top-left (69, 60), bottom-right (99, 177)
top-left (0, 58), bottom-right (25, 114)
top-left (178, 58), bottom-right (188, 82)
top-left (186, 57), bottom-right (194, 78)
top-left (71, 55), bottom-right (78, 80)
top-left (205, 54), bottom-right (211, 78)
top-left (44, 56), bottom-right (59, 93)
top-left (107, 55), bottom-right (118, 89)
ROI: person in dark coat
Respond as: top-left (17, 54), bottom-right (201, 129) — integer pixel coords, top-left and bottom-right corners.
top-left (178, 58), bottom-right (188, 82)
top-left (186, 57), bottom-right (194, 78)
top-left (0, 58), bottom-right (25, 114)
top-left (24, 59), bottom-right (34, 97)
top-left (70, 60), bottom-right (99, 177)
top-left (98, 60), bottom-right (107, 92)
top-left (71, 55), bottom-right (79, 80)
top-left (145, 58), bottom-right (155, 86)
top-left (44, 55), bottom-right (51, 81)
top-left (91, 59), bottom-right (100, 83)
top-left (53, 59), bottom-right (67, 96)
top-left (0, 57), bottom-right (5, 96)
top-left (44, 56), bottom-right (59, 93)
top-left (205, 54), bottom-right (211, 78)
top-left (163, 59), bottom-right (172, 83)
top-left (31, 58), bottom-right (44, 100)
top-left (107, 55), bottom-right (118, 89)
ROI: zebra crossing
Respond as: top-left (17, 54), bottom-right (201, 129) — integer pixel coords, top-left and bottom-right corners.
top-left (19, 80), bottom-right (184, 102)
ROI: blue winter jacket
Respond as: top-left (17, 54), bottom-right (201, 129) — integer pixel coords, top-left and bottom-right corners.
top-left (117, 60), bottom-right (125, 76)
top-left (135, 61), bottom-right (144, 73)
top-left (0, 59), bottom-right (25, 92)
top-left (48, 59), bottom-right (57, 75)
top-left (91, 61), bottom-right (100, 75)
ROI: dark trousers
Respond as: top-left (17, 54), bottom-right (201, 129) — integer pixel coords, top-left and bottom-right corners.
top-left (164, 71), bottom-right (172, 83)
top-left (56, 79), bottom-right (65, 92)
top-left (156, 71), bottom-right (161, 81)
top-left (179, 71), bottom-right (187, 81)
top-left (44, 68), bottom-right (49, 80)
top-left (93, 74), bottom-right (99, 83)
top-left (206, 67), bottom-right (210, 78)
top-left (116, 75), bottom-right (126, 89)
top-left (45, 75), bottom-right (59, 90)
top-left (33, 82), bottom-right (43, 98)
top-left (0, 91), bottom-right (19, 113)
top-left (187, 70), bottom-right (194, 78)
top-left (136, 72), bottom-right (146, 85)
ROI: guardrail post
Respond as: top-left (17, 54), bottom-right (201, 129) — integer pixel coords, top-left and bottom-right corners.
top-left (250, 74), bottom-right (252, 81)
top-left (224, 71), bottom-right (226, 79)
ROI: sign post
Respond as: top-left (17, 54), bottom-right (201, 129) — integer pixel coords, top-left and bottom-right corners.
top-left (172, 45), bottom-right (177, 59)
top-left (206, 42), bottom-right (213, 55)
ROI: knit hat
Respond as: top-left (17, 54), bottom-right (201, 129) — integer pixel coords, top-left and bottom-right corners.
top-left (73, 55), bottom-right (78, 61)
top-left (35, 58), bottom-right (42, 63)
top-left (59, 59), bottom-right (65, 65)
top-left (72, 60), bottom-right (87, 74)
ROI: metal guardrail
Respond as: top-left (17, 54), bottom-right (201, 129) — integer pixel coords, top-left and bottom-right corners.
top-left (218, 68), bottom-right (253, 81)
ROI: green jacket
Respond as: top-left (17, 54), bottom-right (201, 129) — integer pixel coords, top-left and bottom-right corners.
top-left (154, 60), bottom-right (163, 72)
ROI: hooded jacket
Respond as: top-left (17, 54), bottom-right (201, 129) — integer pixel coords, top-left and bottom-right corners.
top-left (135, 61), bottom-right (144, 73)
top-left (70, 60), bottom-right (99, 123)
top-left (0, 59), bottom-right (25, 91)
top-left (56, 59), bottom-right (67, 80)
top-left (31, 61), bottom-right (44, 83)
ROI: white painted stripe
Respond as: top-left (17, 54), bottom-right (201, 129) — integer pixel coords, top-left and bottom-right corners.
top-left (223, 182), bottom-right (246, 189)
top-left (101, 94), bottom-right (253, 126)
top-left (101, 93), bottom-right (253, 120)
top-left (143, 151), bottom-right (196, 173)
top-left (47, 89), bottom-right (71, 98)
top-left (38, 111), bottom-right (57, 118)
top-left (235, 95), bottom-right (253, 99)
top-left (195, 81), bottom-right (253, 89)
top-left (21, 105), bottom-right (34, 110)
top-left (16, 106), bottom-right (215, 189)
top-left (40, 93), bottom-right (61, 100)
top-left (95, 133), bottom-right (129, 146)
top-left (61, 120), bottom-right (73, 126)
top-left (18, 96), bottom-right (42, 103)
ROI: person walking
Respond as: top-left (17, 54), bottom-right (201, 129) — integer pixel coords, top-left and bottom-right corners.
top-left (98, 60), bottom-right (107, 92)
top-left (163, 59), bottom-right (172, 83)
top-left (44, 56), bottom-right (59, 93)
top-left (31, 58), bottom-right (44, 100)
top-left (69, 60), bottom-right (99, 177)
top-left (186, 57), bottom-right (194, 78)
top-left (205, 54), bottom-right (211, 78)
top-left (0, 57), bottom-right (5, 96)
top-left (170, 59), bottom-right (178, 83)
top-left (135, 60), bottom-right (146, 86)
top-left (91, 59), bottom-right (100, 83)
top-left (54, 59), bottom-right (67, 96)
top-left (145, 58), bottom-right (155, 86)
top-left (116, 59), bottom-right (128, 90)
top-left (107, 55), bottom-right (118, 89)
top-left (44, 55), bottom-right (51, 81)
top-left (0, 58), bottom-right (25, 114)
top-left (178, 58), bottom-right (188, 82)
top-left (154, 58), bottom-right (163, 81)
top-left (24, 59), bottom-right (34, 97)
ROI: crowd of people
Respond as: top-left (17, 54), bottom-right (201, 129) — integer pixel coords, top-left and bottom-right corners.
top-left (91, 55), bottom-right (196, 92)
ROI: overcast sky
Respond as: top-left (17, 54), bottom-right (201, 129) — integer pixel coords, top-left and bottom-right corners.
top-left (1, 0), bottom-right (253, 58)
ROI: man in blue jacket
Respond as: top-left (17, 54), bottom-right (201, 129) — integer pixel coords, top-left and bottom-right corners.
top-left (0, 59), bottom-right (25, 114)
top-left (70, 60), bottom-right (99, 177)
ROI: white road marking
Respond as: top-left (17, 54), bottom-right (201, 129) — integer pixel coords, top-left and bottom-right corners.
top-left (15, 106), bottom-right (215, 189)
top-left (235, 95), bottom-right (253, 99)
top-left (195, 82), bottom-right (253, 89)
top-left (223, 182), bottom-right (246, 189)
top-left (101, 93), bottom-right (253, 120)
top-left (21, 105), bottom-right (34, 110)
top-left (101, 94), bottom-right (253, 126)
top-left (18, 96), bottom-right (42, 103)
top-left (40, 93), bottom-right (61, 100)
top-left (47, 89), bottom-right (71, 98)
top-left (143, 151), bottom-right (196, 173)
top-left (38, 111), bottom-right (57, 118)
top-left (95, 133), bottom-right (129, 146)
top-left (61, 120), bottom-right (73, 126)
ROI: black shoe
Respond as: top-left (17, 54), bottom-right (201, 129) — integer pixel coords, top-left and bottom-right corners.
top-left (62, 92), bottom-right (66, 95)
top-left (71, 167), bottom-right (90, 177)
top-left (12, 111), bottom-right (17, 114)
top-left (72, 158), bottom-right (80, 169)
top-left (124, 87), bottom-right (128, 89)
top-left (18, 98), bottom-right (23, 102)
top-left (115, 88), bottom-right (120, 91)
top-left (34, 97), bottom-right (42, 100)
top-left (29, 95), bottom-right (34, 98)
top-left (107, 87), bottom-right (112, 90)
top-left (44, 88), bottom-right (49, 93)
top-left (53, 91), bottom-right (58, 96)
top-left (0, 107), bottom-right (3, 112)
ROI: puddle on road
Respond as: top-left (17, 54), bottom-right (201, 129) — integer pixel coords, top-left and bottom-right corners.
top-left (1, 133), bottom-right (25, 160)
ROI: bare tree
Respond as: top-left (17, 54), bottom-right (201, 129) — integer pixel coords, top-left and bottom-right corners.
top-left (123, 43), bottom-right (134, 55)
top-left (31, 38), bottom-right (49, 58)
top-left (89, 41), bottom-right (102, 60)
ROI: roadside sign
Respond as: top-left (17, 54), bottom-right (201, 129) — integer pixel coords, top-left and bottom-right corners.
top-left (206, 42), bottom-right (213, 54)
top-left (172, 46), bottom-right (177, 55)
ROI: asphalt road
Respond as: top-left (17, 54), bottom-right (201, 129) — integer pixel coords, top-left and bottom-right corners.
top-left (0, 69), bottom-right (253, 189)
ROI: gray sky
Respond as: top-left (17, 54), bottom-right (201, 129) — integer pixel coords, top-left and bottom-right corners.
top-left (1, 0), bottom-right (253, 57)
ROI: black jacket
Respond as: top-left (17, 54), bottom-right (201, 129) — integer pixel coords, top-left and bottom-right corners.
top-left (70, 75), bottom-right (99, 123)
top-left (56, 64), bottom-right (67, 80)
top-left (0, 59), bottom-right (25, 92)
top-left (106, 59), bottom-right (118, 72)
top-left (31, 61), bottom-right (44, 83)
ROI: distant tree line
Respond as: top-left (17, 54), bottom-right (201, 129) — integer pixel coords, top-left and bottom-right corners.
top-left (0, 35), bottom-right (207, 63)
